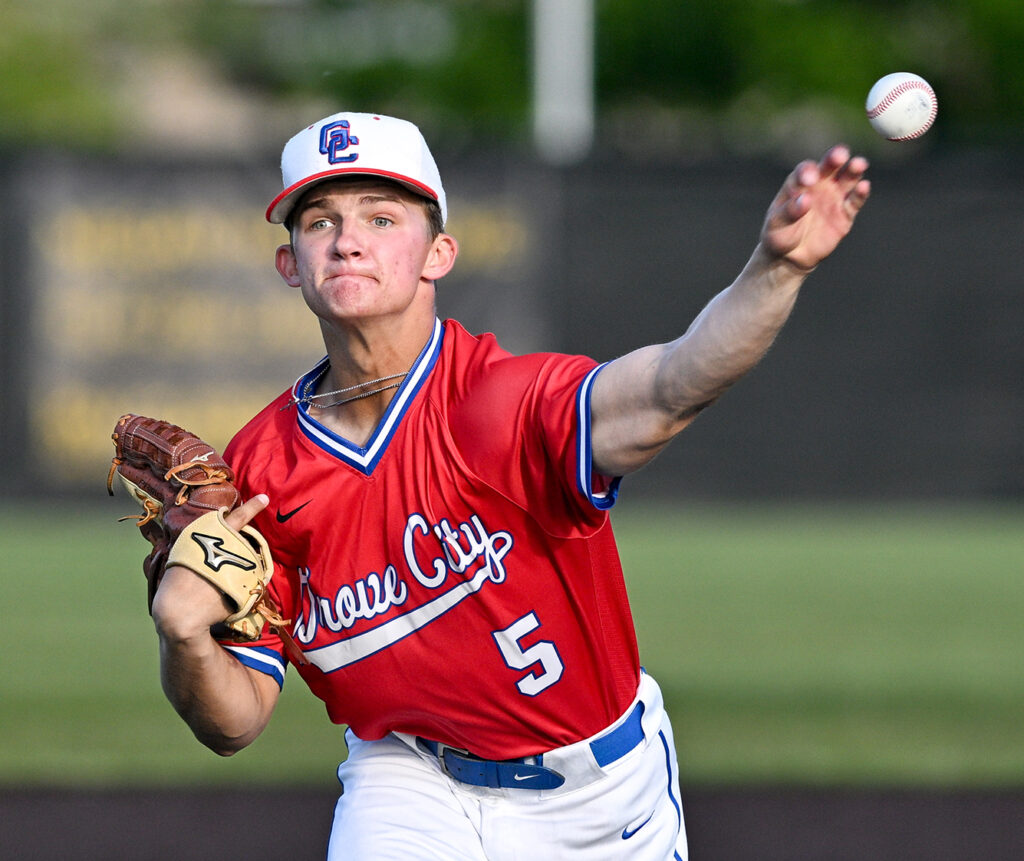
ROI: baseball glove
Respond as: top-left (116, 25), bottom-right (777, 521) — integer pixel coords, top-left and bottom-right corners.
top-left (107, 413), bottom-right (289, 646)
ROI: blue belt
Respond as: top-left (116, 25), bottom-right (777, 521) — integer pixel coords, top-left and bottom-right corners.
top-left (416, 701), bottom-right (645, 790)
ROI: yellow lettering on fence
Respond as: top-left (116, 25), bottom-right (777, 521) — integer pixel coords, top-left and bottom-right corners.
top-left (44, 207), bottom-right (283, 274)
top-left (32, 384), bottom-right (286, 482)
top-left (37, 284), bottom-right (317, 359)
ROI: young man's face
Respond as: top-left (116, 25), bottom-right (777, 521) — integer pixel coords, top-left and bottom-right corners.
top-left (276, 178), bottom-right (453, 326)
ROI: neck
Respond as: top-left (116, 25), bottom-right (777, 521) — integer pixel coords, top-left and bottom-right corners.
top-left (305, 314), bottom-right (436, 444)
top-left (320, 309), bottom-right (435, 382)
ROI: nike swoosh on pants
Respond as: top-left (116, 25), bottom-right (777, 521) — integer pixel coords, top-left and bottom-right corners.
top-left (621, 812), bottom-right (654, 840)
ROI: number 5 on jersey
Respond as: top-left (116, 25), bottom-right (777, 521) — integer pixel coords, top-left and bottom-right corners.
top-left (492, 612), bottom-right (564, 696)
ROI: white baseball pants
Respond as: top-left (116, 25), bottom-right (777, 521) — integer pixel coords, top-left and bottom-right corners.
top-left (327, 673), bottom-right (688, 860)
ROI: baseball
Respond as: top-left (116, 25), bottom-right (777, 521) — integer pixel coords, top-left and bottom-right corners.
top-left (866, 73), bottom-right (937, 141)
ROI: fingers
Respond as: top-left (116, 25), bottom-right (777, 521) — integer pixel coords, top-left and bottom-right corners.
top-left (809, 146), bottom-right (869, 185)
top-left (845, 155), bottom-right (870, 178)
top-left (821, 144), bottom-right (851, 173)
top-left (771, 159), bottom-right (816, 225)
top-left (225, 493), bottom-right (270, 531)
top-left (846, 177), bottom-right (872, 214)
top-left (781, 159), bottom-right (818, 204)
top-left (794, 159), bottom-right (821, 189)
top-left (784, 145), bottom-right (869, 215)
top-left (822, 146), bottom-right (870, 186)
top-left (834, 147), bottom-right (872, 216)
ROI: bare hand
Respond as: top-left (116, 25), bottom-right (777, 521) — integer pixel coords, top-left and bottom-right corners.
top-left (760, 145), bottom-right (871, 272)
top-left (151, 494), bottom-right (270, 640)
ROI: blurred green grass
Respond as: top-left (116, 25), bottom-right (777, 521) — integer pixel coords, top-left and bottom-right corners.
top-left (620, 502), bottom-right (1024, 787)
top-left (2, 500), bottom-right (1022, 789)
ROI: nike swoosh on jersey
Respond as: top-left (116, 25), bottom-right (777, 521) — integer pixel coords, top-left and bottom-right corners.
top-left (512, 773), bottom-right (538, 781)
top-left (621, 812), bottom-right (654, 840)
top-left (276, 500), bottom-right (312, 523)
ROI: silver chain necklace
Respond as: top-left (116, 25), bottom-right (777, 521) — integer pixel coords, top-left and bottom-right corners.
top-left (307, 379), bottom-right (406, 409)
top-left (290, 366), bottom-right (409, 410)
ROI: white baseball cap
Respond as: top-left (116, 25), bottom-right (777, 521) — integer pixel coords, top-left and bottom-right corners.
top-left (266, 111), bottom-right (446, 226)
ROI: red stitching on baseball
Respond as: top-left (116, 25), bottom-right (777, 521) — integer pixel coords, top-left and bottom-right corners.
top-left (867, 81), bottom-right (935, 118)
top-left (867, 80), bottom-right (937, 139)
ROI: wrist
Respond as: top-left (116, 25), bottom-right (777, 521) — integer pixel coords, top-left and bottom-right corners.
top-left (751, 242), bottom-right (817, 281)
top-left (151, 566), bottom-right (231, 644)
top-left (153, 607), bottom-right (219, 648)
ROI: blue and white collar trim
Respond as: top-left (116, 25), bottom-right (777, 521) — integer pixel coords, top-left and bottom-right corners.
top-left (293, 318), bottom-right (444, 474)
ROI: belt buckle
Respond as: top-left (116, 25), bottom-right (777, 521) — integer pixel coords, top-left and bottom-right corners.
top-left (434, 741), bottom-right (473, 777)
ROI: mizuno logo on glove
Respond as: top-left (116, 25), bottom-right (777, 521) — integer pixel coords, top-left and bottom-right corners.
top-left (191, 532), bottom-right (258, 572)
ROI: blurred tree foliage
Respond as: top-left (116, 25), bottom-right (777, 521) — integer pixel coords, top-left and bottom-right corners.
top-left (0, 1), bottom-right (120, 149)
top-left (2, 0), bottom-right (1021, 153)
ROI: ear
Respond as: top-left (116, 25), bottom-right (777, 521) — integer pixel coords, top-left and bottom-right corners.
top-left (275, 244), bottom-right (301, 288)
top-left (421, 233), bottom-right (459, 282)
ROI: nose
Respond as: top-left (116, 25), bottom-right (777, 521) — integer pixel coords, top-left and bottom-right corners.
top-left (332, 220), bottom-right (363, 258)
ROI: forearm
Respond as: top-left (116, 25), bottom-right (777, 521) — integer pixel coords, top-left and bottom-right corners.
top-left (591, 243), bottom-right (808, 476)
top-left (158, 628), bottom-right (274, 755)
top-left (657, 242), bottom-right (807, 414)
top-left (153, 567), bottom-right (278, 755)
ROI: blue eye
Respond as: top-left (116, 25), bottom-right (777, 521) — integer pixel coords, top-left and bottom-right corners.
top-left (373, 216), bottom-right (393, 228)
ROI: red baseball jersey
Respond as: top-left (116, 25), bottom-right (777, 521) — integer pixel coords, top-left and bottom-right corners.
top-left (222, 318), bottom-right (640, 759)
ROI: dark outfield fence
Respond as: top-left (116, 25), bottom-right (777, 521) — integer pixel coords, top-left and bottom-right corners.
top-left (1, 146), bottom-right (1021, 501)
top-left (5, 786), bottom-right (1024, 861)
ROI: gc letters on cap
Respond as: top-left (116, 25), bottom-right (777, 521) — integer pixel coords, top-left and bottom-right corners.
top-left (320, 120), bottom-right (359, 164)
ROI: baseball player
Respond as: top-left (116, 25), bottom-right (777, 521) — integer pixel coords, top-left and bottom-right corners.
top-left (150, 112), bottom-right (870, 859)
